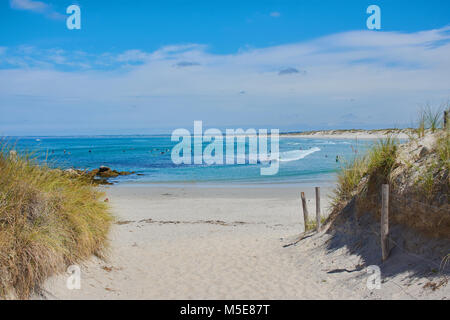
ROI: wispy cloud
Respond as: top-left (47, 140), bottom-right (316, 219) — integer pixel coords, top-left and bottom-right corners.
top-left (270, 12), bottom-right (281, 18)
top-left (115, 50), bottom-right (151, 64)
top-left (9, 0), bottom-right (65, 20)
top-left (174, 61), bottom-right (201, 68)
top-left (10, 0), bottom-right (47, 12)
top-left (1, 27), bottom-right (450, 134)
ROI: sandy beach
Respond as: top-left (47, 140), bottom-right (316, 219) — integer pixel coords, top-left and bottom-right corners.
top-left (36, 185), bottom-right (449, 300)
top-left (282, 131), bottom-right (410, 140)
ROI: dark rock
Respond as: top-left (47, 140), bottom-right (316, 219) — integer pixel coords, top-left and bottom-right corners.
top-left (99, 166), bottom-right (110, 173)
top-left (97, 169), bottom-right (120, 178)
top-left (66, 167), bottom-right (136, 185)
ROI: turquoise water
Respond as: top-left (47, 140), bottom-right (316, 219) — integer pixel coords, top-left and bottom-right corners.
top-left (8, 136), bottom-right (376, 185)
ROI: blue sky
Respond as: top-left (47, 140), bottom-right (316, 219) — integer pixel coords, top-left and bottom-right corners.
top-left (1, 0), bottom-right (450, 135)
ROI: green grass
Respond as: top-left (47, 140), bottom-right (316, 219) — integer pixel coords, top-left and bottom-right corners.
top-left (331, 136), bottom-right (398, 213)
top-left (425, 104), bottom-right (443, 133)
top-left (416, 109), bottom-right (426, 138)
top-left (0, 145), bottom-right (113, 299)
top-left (305, 216), bottom-right (327, 231)
top-left (436, 131), bottom-right (450, 172)
top-left (414, 130), bottom-right (450, 202)
top-left (366, 136), bottom-right (398, 186)
top-left (415, 103), bottom-right (448, 138)
top-left (331, 154), bottom-right (368, 212)
top-left (415, 164), bottom-right (437, 201)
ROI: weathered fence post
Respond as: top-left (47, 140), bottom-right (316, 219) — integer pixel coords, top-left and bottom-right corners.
top-left (315, 187), bottom-right (321, 231)
top-left (444, 110), bottom-right (448, 130)
top-left (381, 184), bottom-right (390, 261)
top-left (301, 192), bottom-right (309, 232)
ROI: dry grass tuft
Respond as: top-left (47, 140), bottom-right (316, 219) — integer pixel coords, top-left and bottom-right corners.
top-left (331, 155), bottom-right (368, 213)
top-left (436, 130), bottom-right (449, 172)
top-left (365, 136), bottom-right (398, 191)
top-left (0, 144), bottom-right (112, 299)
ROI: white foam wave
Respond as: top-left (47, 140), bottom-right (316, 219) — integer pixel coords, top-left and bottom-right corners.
top-left (277, 147), bottom-right (321, 162)
top-left (194, 147), bottom-right (320, 164)
top-left (258, 147), bottom-right (321, 163)
top-left (315, 140), bottom-right (351, 145)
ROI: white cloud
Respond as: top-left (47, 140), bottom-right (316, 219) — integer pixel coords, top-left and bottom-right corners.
top-left (115, 50), bottom-right (152, 64)
top-left (1, 27), bottom-right (450, 134)
top-left (9, 0), bottom-right (64, 20)
top-left (10, 0), bottom-right (47, 12)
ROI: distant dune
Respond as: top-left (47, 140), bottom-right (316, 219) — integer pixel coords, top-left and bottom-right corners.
top-left (282, 128), bottom-right (413, 139)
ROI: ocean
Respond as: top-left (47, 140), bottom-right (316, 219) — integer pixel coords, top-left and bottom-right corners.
top-left (7, 135), bottom-right (376, 186)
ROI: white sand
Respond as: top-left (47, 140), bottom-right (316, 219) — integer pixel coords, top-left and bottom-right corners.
top-left (282, 131), bottom-right (410, 140)
top-left (37, 185), bottom-right (449, 300)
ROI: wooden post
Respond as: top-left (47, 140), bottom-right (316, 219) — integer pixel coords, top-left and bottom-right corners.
top-left (381, 184), bottom-right (390, 261)
top-left (301, 192), bottom-right (309, 232)
top-left (315, 187), bottom-right (321, 231)
top-left (444, 110), bottom-right (448, 130)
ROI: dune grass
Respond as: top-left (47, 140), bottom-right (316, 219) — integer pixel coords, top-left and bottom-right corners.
top-left (436, 130), bottom-right (449, 172)
top-left (305, 216), bottom-right (327, 232)
top-left (424, 105), bottom-right (443, 134)
top-left (415, 129), bottom-right (450, 203)
top-left (330, 136), bottom-right (398, 215)
top-left (414, 103), bottom-right (448, 138)
top-left (331, 155), bottom-right (368, 212)
top-left (330, 103), bottom-right (449, 238)
top-left (366, 136), bottom-right (398, 186)
top-left (332, 103), bottom-right (448, 208)
top-left (0, 146), bottom-right (112, 299)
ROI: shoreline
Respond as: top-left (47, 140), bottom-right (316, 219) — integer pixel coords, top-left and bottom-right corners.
top-left (109, 177), bottom-right (338, 189)
top-left (281, 130), bottom-right (411, 140)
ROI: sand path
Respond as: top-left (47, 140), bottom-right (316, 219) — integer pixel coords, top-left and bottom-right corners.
top-left (38, 186), bottom-right (448, 300)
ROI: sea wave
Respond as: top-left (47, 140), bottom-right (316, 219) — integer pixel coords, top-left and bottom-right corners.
top-left (225, 146), bottom-right (321, 164)
top-left (315, 140), bottom-right (351, 145)
top-left (257, 147), bottom-right (321, 163)
top-left (286, 142), bottom-right (302, 145)
top-left (278, 147), bottom-right (321, 162)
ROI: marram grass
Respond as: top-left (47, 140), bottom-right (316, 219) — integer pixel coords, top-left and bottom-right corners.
top-left (0, 146), bottom-right (112, 299)
top-left (331, 154), bottom-right (368, 213)
top-left (329, 104), bottom-right (449, 237)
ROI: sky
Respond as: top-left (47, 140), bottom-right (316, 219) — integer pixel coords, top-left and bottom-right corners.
top-left (0, 0), bottom-right (450, 135)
